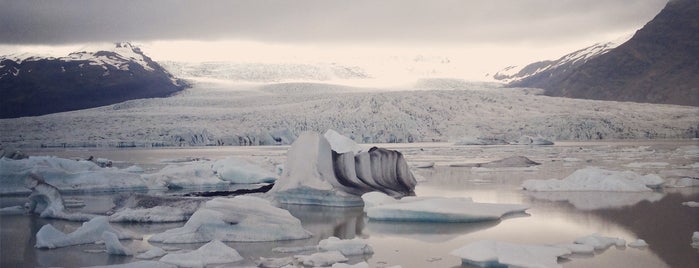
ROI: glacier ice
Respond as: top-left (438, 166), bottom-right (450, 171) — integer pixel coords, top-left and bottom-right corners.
top-left (692, 232), bottom-right (699, 247)
top-left (35, 216), bottom-right (135, 249)
top-left (102, 231), bottom-right (133, 256)
top-left (159, 240), bottom-right (243, 267)
top-left (522, 167), bottom-right (664, 192)
top-left (362, 191), bottom-right (528, 222)
top-left (318, 236), bottom-right (374, 256)
top-left (270, 131), bottom-right (416, 206)
top-left (145, 162), bottom-right (226, 190)
top-left (108, 194), bottom-right (204, 223)
top-left (25, 172), bottom-right (96, 221)
top-left (148, 196), bottom-right (310, 243)
top-left (324, 129), bottom-right (364, 154)
top-left (682, 201), bottom-right (699, 207)
top-left (211, 156), bottom-right (277, 184)
top-left (450, 240), bottom-right (571, 268)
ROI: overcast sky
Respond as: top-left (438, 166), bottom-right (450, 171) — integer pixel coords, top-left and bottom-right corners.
top-left (0, 0), bottom-right (669, 80)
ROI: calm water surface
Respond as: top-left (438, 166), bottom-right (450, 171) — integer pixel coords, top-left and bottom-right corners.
top-left (1, 140), bottom-right (698, 267)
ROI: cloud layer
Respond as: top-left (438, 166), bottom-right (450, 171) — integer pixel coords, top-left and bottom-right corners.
top-left (1, 0), bottom-right (667, 45)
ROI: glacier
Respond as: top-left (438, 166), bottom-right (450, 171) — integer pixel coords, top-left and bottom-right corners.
top-left (270, 131), bottom-right (416, 206)
top-left (148, 196), bottom-right (311, 243)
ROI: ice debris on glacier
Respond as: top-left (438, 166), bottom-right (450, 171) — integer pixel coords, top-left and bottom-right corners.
top-left (522, 167), bottom-right (664, 192)
top-left (148, 196), bottom-right (310, 243)
top-left (362, 191), bottom-right (528, 222)
top-left (159, 240), bottom-right (243, 267)
top-left (102, 231), bottom-right (133, 256)
top-left (450, 240), bottom-right (571, 268)
top-left (35, 216), bottom-right (135, 249)
top-left (270, 131), bottom-right (417, 206)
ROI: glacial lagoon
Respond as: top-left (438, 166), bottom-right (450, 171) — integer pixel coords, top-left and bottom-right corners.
top-left (1, 140), bottom-right (698, 267)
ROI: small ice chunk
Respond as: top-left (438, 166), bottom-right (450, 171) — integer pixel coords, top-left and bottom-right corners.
top-left (295, 251), bottom-right (348, 267)
top-left (522, 167), bottom-right (664, 192)
top-left (574, 234), bottom-right (626, 250)
top-left (35, 216), bottom-right (134, 249)
top-left (256, 256), bottom-right (294, 268)
top-left (212, 157), bottom-right (276, 184)
top-left (159, 240), bottom-right (243, 267)
top-left (318, 236), bottom-right (374, 255)
top-left (363, 191), bottom-right (528, 222)
top-left (135, 247), bottom-right (167, 259)
top-left (102, 231), bottom-right (133, 256)
top-left (682, 201), bottom-right (699, 207)
top-left (450, 240), bottom-right (571, 268)
top-left (628, 239), bottom-right (648, 248)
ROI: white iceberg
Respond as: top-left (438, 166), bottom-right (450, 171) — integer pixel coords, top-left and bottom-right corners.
top-left (212, 157), bottom-right (276, 184)
top-left (149, 196), bottom-right (311, 243)
top-left (574, 234), bottom-right (626, 250)
top-left (318, 236), bottom-right (374, 256)
top-left (271, 131), bottom-right (416, 206)
top-left (135, 247), bottom-right (167, 259)
top-left (522, 167), bottom-right (664, 192)
top-left (159, 240), bottom-right (243, 267)
top-left (0, 156), bottom-right (149, 194)
top-left (108, 194), bottom-right (203, 223)
top-left (362, 192), bottom-right (528, 222)
top-left (450, 240), bottom-right (571, 268)
top-left (102, 231), bottom-right (133, 256)
top-left (682, 201), bottom-right (699, 207)
top-left (295, 251), bottom-right (348, 267)
top-left (35, 216), bottom-right (135, 249)
top-left (692, 232), bottom-right (699, 247)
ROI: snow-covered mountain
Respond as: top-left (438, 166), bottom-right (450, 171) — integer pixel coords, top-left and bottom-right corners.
top-left (0, 42), bottom-right (187, 118)
top-left (492, 40), bottom-right (624, 84)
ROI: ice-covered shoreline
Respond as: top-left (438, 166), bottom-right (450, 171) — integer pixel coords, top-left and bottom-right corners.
top-left (1, 80), bottom-right (697, 149)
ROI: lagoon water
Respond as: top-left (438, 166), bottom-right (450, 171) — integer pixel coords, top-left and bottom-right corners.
top-left (1, 140), bottom-right (698, 267)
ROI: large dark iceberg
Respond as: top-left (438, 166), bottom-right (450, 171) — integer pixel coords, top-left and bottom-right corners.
top-left (270, 130), bottom-right (417, 206)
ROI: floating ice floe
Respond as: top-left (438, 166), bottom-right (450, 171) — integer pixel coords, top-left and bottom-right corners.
top-left (574, 234), bottom-right (626, 250)
top-left (450, 240), bottom-right (571, 268)
top-left (553, 243), bottom-right (595, 254)
top-left (522, 167), bottom-right (664, 192)
top-left (135, 247), bottom-right (167, 259)
top-left (682, 201), bottom-right (699, 207)
top-left (148, 196), bottom-right (310, 243)
top-left (524, 191), bottom-right (663, 210)
top-left (0, 156), bottom-right (149, 194)
top-left (211, 157), bottom-right (277, 184)
top-left (692, 232), bottom-right (699, 248)
top-left (270, 131), bottom-right (416, 207)
top-left (102, 231), bottom-right (133, 256)
top-left (84, 261), bottom-right (176, 268)
top-left (145, 162), bottom-right (227, 190)
top-left (295, 251), bottom-right (348, 267)
top-left (108, 194), bottom-right (204, 223)
top-left (318, 236), bottom-right (374, 255)
top-left (628, 239), bottom-right (648, 248)
top-left (35, 216), bottom-right (135, 249)
top-left (159, 240), bottom-right (243, 267)
top-left (362, 191), bottom-right (528, 222)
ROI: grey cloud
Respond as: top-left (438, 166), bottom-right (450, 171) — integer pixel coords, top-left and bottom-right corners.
top-left (0, 0), bottom-right (668, 45)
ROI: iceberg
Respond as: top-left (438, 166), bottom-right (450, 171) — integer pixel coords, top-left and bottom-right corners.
top-left (574, 234), bottom-right (626, 250)
top-left (450, 240), bottom-right (571, 268)
top-left (628, 239), bottom-right (648, 248)
top-left (108, 194), bottom-right (204, 223)
top-left (102, 231), bottom-right (133, 256)
top-left (145, 162), bottom-right (227, 190)
top-left (256, 256), bottom-right (294, 268)
top-left (295, 251), bottom-right (348, 267)
top-left (159, 240), bottom-right (243, 267)
top-left (149, 196), bottom-right (311, 243)
top-left (25, 173), bottom-right (95, 221)
top-left (211, 157), bottom-right (277, 184)
top-left (271, 131), bottom-right (416, 206)
top-left (35, 216), bottom-right (135, 249)
top-left (682, 201), bottom-right (699, 207)
top-left (0, 156), bottom-right (148, 194)
top-left (318, 236), bottom-right (374, 256)
top-left (692, 232), bottom-right (699, 248)
top-left (522, 167), bottom-right (664, 192)
top-left (362, 192), bottom-right (528, 222)
top-left (324, 129), bottom-right (363, 154)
